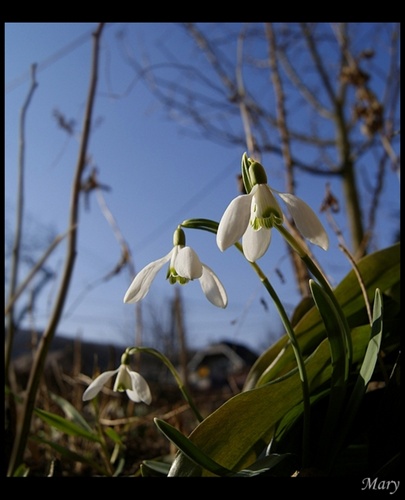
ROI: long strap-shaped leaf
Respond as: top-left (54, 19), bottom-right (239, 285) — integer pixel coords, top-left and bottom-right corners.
top-left (155, 418), bottom-right (232, 476)
top-left (325, 288), bottom-right (383, 472)
top-left (34, 408), bottom-right (102, 443)
top-left (168, 325), bottom-right (371, 476)
top-left (309, 279), bottom-right (351, 464)
top-left (155, 418), bottom-right (297, 477)
top-left (244, 243), bottom-right (399, 389)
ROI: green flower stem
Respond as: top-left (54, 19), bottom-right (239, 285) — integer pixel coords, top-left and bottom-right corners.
top-left (276, 225), bottom-right (352, 364)
top-left (234, 242), bottom-right (311, 468)
top-left (127, 347), bottom-right (204, 423)
top-left (96, 421), bottom-right (115, 475)
top-left (181, 219), bottom-right (310, 467)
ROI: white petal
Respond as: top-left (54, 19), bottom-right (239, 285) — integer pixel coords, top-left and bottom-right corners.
top-left (174, 246), bottom-right (203, 279)
top-left (82, 369), bottom-right (119, 401)
top-left (253, 184), bottom-right (283, 221)
top-left (278, 193), bottom-right (329, 250)
top-left (127, 371), bottom-right (152, 404)
top-left (242, 224), bottom-right (271, 262)
top-left (199, 264), bottom-right (228, 308)
top-left (216, 194), bottom-right (252, 251)
top-left (113, 364), bottom-right (132, 392)
top-left (123, 250), bottom-right (173, 303)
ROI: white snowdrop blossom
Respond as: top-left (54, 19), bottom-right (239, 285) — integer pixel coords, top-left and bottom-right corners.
top-left (216, 160), bottom-right (329, 262)
top-left (123, 227), bottom-right (228, 308)
top-left (82, 353), bottom-right (152, 404)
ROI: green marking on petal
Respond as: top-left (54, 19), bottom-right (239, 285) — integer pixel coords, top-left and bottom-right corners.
top-left (167, 267), bottom-right (190, 285)
top-left (251, 208), bottom-right (282, 230)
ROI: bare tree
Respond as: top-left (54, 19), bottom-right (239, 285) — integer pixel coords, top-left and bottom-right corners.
top-left (117, 22), bottom-right (400, 296)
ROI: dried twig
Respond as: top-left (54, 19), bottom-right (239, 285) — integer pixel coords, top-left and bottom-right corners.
top-left (5, 64), bottom-right (38, 382)
top-left (8, 23), bottom-right (105, 476)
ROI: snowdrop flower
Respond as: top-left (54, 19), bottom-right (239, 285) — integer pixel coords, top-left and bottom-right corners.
top-left (124, 227), bottom-right (228, 308)
top-left (82, 352), bottom-right (152, 404)
top-left (217, 159), bottom-right (329, 262)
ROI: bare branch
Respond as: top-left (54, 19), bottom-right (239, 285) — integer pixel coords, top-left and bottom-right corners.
top-left (300, 23), bottom-right (337, 105)
top-left (5, 64), bottom-right (38, 381)
top-left (278, 45), bottom-right (334, 120)
top-left (236, 25), bottom-right (261, 159)
top-left (8, 23), bottom-right (106, 476)
top-left (266, 23), bottom-right (312, 297)
top-left (4, 226), bottom-right (75, 316)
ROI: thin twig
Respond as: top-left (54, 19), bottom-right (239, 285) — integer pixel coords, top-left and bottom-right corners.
top-left (236, 25), bottom-right (260, 160)
top-left (265, 22), bottom-right (311, 299)
top-left (4, 226), bottom-right (76, 316)
top-left (5, 64), bottom-right (38, 383)
top-left (338, 244), bottom-right (372, 324)
top-left (7, 23), bottom-right (105, 476)
top-left (95, 188), bottom-right (143, 356)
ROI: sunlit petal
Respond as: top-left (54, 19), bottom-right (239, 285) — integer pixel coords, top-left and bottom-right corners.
top-left (82, 369), bottom-right (119, 401)
top-left (242, 224), bottom-right (271, 262)
top-left (199, 264), bottom-right (228, 308)
top-left (174, 246), bottom-right (203, 279)
top-left (278, 193), bottom-right (329, 250)
top-left (253, 184), bottom-right (283, 223)
top-left (216, 194), bottom-right (252, 251)
top-left (127, 371), bottom-right (152, 404)
top-left (123, 250), bottom-right (173, 303)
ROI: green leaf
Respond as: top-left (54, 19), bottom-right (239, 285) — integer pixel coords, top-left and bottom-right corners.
top-left (238, 453), bottom-right (299, 477)
top-left (168, 325), bottom-right (371, 476)
top-left (34, 408), bottom-right (102, 443)
top-left (309, 279), bottom-right (350, 388)
top-left (309, 280), bottom-right (350, 460)
top-left (141, 459), bottom-right (173, 477)
top-left (244, 243), bottom-right (400, 390)
top-left (331, 288), bottom-right (384, 464)
top-left (50, 392), bottom-right (93, 433)
top-left (30, 434), bottom-right (108, 475)
top-left (12, 464), bottom-right (30, 477)
top-left (270, 388), bottom-right (329, 454)
top-left (155, 418), bottom-right (232, 476)
top-left (359, 288), bottom-right (383, 383)
top-left (165, 245), bottom-right (397, 476)
top-left (104, 426), bottom-right (123, 445)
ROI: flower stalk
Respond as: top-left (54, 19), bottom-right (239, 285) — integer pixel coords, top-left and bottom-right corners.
top-left (235, 242), bottom-right (311, 468)
top-left (277, 224), bottom-right (352, 364)
top-left (128, 347), bottom-right (204, 423)
top-left (181, 219), bottom-right (311, 466)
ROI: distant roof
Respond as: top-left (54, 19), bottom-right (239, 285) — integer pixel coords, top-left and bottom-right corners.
top-left (187, 340), bottom-right (258, 372)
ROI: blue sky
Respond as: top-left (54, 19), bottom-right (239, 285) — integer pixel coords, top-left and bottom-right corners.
top-left (5, 23), bottom-right (400, 354)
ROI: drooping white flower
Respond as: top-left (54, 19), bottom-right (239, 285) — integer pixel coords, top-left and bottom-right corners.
top-left (82, 356), bottom-right (152, 404)
top-left (123, 227), bottom-right (228, 308)
top-left (216, 160), bottom-right (329, 262)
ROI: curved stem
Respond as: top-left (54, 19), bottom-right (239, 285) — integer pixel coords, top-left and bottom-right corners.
top-left (128, 347), bottom-right (204, 423)
top-left (234, 242), bottom-right (311, 467)
top-left (181, 218), bottom-right (310, 466)
top-left (277, 225), bottom-right (352, 364)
